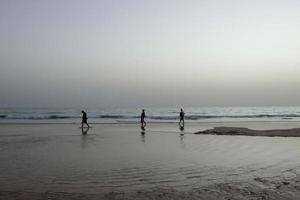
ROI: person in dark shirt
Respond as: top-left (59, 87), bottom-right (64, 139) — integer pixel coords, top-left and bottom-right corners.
top-left (141, 109), bottom-right (146, 129)
top-left (179, 108), bottom-right (185, 127)
top-left (81, 110), bottom-right (90, 128)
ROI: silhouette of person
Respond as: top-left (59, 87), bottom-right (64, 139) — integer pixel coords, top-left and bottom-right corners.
top-left (179, 108), bottom-right (185, 128)
top-left (81, 110), bottom-right (90, 128)
top-left (141, 109), bottom-right (146, 129)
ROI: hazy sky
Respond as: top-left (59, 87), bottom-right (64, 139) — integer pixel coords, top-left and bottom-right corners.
top-left (1, 0), bottom-right (300, 108)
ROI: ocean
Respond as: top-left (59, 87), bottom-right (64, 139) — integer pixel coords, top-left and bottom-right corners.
top-left (1, 106), bottom-right (300, 124)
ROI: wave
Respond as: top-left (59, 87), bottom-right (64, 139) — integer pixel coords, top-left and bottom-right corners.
top-left (48, 115), bottom-right (72, 119)
top-left (148, 116), bottom-right (178, 120)
top-left (1, 114), bottom-right (300, 120)
top-left (98, 115), bottom-right (138, 119)
top-left (185, 114), bottom-right (300, 120)
top-left (146, 114), bottom-right (300, 120)
top-left (44, 112), bottom-right (65, 114)
top-left (82, 114), bottom-right (300, 120)
top-left (0, 115), bottom-right (74, 120)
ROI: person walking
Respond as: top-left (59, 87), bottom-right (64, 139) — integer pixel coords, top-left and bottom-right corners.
top-left (141, 109), bottom-right (146, 129)
top-left (179, 108), bottom-right (185, 127)
top-left (81, 110), bottom-right (90, 128)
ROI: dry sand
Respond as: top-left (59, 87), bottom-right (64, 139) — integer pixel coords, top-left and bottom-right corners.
top-left (195, 127), bottom-right (300, 137)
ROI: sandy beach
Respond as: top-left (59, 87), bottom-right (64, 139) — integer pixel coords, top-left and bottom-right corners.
top-left (1, 176), bottom-right (300, 200)
top-left (196, 126), bottom-right (300, 137)
top-left (1, 174), bottom-right (300, 200)
top-left (1, 122), bottom-right (300, 199)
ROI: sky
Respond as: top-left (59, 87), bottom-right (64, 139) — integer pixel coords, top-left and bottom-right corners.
top-left (1, 0), bottom-right (300, 108)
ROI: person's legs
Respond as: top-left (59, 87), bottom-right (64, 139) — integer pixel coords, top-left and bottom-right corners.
top-left (141, 120), bottom-right (146, 128)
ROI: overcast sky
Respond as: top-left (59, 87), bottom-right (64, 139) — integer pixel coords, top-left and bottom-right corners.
top-left (1, 0), bottom-right (300, 108)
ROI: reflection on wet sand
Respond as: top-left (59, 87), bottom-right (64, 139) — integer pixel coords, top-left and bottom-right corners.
top-left (179, 133), bottom-right (185, 146)
top-left (140, 132), bottom-right (145, 143)
top-left (81, 127), bottom-right (90, 149)
top-left (81, 127), bottom-right (89, 135)
top-left (2, 123), bottom-right (300, 198)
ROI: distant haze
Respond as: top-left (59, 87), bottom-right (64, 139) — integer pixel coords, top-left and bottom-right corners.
top-left (1, 0), bottom-right (300, 108)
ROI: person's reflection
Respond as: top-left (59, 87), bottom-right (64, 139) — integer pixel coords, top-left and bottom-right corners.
top-left (140, 131), bottom-right (146, 143)
top-left (179, 126), bottom-right (185, 146)
top-left (180, 133), bottom-right (185, 145)
top-left (81, 127), bottom-right (90, 135)
top-left (81, 127), bottom-right (90, 149)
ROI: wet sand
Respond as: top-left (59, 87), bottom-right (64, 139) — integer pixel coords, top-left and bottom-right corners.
top-left (196, 127), bottom-right (300, 137)
top-left (1, 175), bottom-right (300, 200)
top-left (1, 123), bottom-right (300, 199)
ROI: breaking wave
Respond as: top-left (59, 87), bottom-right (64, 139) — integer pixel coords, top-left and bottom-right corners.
top-left (1, 114), bottom-right (300, 120)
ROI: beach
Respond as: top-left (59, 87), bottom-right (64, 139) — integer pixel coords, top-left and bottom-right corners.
top-left (2, 178), bottom-right (300, 200)
top-left (2, 0), bottom-right (300, 198)
top-left (1, 121), bottom-right (300, 199)
top-left (196, 126), bottom-right (300, 137)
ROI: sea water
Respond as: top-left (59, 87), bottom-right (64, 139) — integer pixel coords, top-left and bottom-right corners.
top-left (1, 106), bottom-right (300, 124)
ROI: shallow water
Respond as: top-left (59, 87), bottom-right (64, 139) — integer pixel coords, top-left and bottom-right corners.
top-left (1, 123), bottom-right (300, 193)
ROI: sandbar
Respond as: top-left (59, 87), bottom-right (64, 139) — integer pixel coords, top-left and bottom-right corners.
top-left (195, 126), bottom-right (300, 137)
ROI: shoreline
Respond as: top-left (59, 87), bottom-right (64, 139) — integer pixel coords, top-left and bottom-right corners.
top-left (195, 127), bottom-right (300, 137)
top-left (2, 119), bottom-right (300, 125)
